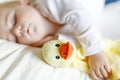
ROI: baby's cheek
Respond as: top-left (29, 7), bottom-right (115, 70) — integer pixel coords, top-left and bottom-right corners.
top-left (0, 35), bottom-right (7, 40)
top-left (17, 37), bottom-right (26, 44)
top-left (17, 37), bottom-right (32, 45)
top-left (7, 34), bottom-right (17, 42)
top-left (17, 38), bottom-right (22, 43)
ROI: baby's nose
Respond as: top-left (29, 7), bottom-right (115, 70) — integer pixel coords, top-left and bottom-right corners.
top-left (13, 26), bottom-right (22, 37)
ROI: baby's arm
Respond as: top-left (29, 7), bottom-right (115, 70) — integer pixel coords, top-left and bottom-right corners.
top-left (88, 51), bottom-right (111, 80)
top-left (32, 0), bottom-right (111, 79)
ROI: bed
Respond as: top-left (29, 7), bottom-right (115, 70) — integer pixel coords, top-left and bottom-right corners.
top-left (0, 0), bottom-right (120, 80)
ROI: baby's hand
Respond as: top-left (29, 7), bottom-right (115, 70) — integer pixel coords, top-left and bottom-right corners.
top-left (88, 51), bottom-right (111, 80)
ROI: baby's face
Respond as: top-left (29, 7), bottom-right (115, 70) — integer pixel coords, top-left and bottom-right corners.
top-left (0, 2), bottom-right (46, 45)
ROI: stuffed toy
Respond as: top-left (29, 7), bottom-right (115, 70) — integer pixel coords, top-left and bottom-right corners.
top-left (42, 40), bottom-right (76, 67)
top-left (42, 39), bottom-right (120, 80)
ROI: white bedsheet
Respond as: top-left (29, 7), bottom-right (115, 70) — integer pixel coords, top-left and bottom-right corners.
top-left (0, 0), bottom-right (104, 80)
top-left (2, 0), bottom-right (120, 80)
top-left (0, 40), bottom-right (91, 80)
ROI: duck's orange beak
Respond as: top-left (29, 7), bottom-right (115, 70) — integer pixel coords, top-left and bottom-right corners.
top-left (59, 42), bottom-right (74, 60)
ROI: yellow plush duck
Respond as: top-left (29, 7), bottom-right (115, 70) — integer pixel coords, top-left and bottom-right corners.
top-left (42, 40), bottom-right (76, 67)
top-left (42, 39), bottom-right (120, 80)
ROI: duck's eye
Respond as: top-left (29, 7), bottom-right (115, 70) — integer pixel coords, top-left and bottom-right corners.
top-left (55, 55), bottom-right (60, 59)
top-left (55, 44), bottom-right (60, 47)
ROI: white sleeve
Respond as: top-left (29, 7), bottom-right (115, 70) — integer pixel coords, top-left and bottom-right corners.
top-left (34, 0), bottom-right (105, 56)
top-left (56, 33), bottom-right (76, 45)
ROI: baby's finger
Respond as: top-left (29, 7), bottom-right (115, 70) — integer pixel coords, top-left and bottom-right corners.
top-left (104, 64), bottom-right (112, 78)
top-left (100, 66), bottom-right (108, 78)
top-left (90, 70), bottom-right (99, 80)
top-left (104, 64), bottom-right (111, 73)
top-left (95, 68), bottom-right (104, 78)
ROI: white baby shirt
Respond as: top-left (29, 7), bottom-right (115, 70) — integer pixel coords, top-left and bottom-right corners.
top-left (34, 0), bottom-right (105, 56)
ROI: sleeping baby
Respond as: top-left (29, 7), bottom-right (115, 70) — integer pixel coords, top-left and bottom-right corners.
top-left (0, 0), bottom-right (111, 80)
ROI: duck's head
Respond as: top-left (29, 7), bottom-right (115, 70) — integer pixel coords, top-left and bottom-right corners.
top-left (42, 40), bottom-right (76, 67)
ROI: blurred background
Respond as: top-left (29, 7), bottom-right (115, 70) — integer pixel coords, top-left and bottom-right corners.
top-left (97, 0), bottom-right (120, 40)
top-left (105, 0), bottom-right (120, 4)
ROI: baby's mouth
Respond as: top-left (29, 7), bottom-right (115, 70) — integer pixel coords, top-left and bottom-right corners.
top-left (27, 28), bottom-right (29, 34)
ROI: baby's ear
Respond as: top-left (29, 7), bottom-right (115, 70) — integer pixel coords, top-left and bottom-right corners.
top-left (20, 0), bottom-right (31, 5)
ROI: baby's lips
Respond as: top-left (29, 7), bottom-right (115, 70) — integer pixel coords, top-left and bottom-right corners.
top-left (27, 28), bottom-right (29, 34)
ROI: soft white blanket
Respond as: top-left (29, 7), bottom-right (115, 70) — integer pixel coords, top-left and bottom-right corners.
top-left (0, 40), bottom-right (91, 80)
top-left (1, 0), bottom-right (114, 80)
top-left (0, 0), bottom-right (99, 79)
